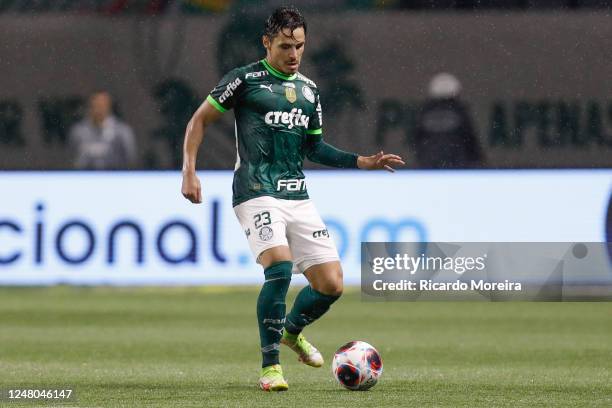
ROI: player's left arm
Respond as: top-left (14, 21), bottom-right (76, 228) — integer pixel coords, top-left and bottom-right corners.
top-left (306, 136), bottom-right (404, 172)
top-left (305, 89), bottom-right (404, 172)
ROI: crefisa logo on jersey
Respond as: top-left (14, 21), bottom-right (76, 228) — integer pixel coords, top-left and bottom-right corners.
top-left (264, 108), bottom-right (309, 129)
top-left (302, 86), bottom-right (315, 104)
top-left (218, 77), bottom-right (242, 103)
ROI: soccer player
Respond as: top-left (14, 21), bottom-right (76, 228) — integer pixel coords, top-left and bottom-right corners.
top-left (181, 6), bottom-right (404, 391)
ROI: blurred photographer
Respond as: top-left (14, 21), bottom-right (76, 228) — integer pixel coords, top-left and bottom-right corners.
top-left (414, 73), bottom-right (484, 169)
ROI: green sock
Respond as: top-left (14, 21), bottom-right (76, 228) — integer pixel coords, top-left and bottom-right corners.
top-left (257, 261), bottom-right (292, 368)
top-left (285, 286), bottom-right (340, 335)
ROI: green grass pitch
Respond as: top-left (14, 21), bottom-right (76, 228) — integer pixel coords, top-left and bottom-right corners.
top-left (0, 286), bottom-right (611, 407)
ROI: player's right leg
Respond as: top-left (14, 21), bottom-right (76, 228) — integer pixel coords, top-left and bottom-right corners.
top-left (234, 197), bottom-right (292, 391)
top-left (257, 246), bottom-right (292, 391)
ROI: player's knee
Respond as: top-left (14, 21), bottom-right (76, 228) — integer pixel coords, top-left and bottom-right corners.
top-left (327, 280), bottom-right (343, 297)
top-left (313, 280), bottom-right (342, 297)
top-left (333, 265), bottom-right (344, 296)
top-left (317, 268), bottom-right (344, 297)
top-left (259, 246), bottom-right (292, 269)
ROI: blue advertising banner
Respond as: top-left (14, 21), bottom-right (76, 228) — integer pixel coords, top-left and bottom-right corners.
top-left (0, 170), bottom-right (610, 285)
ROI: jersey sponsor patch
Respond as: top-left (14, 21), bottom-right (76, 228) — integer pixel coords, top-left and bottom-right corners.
top-left (218, 77), bottom-right (242, 103)
top-left (245, 70), bottom-right (268, 78)
top-left (277, 178), bottom-right (306, 191)
top-left (264, 109), bottom-right (309, 129)
top-left (302, 85), bottom-right (315, 103)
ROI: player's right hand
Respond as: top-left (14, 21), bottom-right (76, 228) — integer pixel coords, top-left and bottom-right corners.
top-left (181, 172), bottom-right (202, 203)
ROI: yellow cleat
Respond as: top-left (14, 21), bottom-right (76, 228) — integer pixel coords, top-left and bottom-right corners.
top-left (281, 332), bottom-right (324, 368)
top-left (259, 364), bottom-right (289, 392)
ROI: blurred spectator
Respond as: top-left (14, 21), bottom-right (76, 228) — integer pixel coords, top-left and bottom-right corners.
top-left (69, 91), bottom-right (137, 170)
top-left (414, 73), bottom-right (483, 169)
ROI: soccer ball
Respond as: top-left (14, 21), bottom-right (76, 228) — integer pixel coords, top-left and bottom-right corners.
top-left (332, 341), bottom-right (383, 390)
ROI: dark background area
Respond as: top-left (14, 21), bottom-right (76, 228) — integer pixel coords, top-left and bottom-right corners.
top-left (1, 0), bottom-right (611, 170)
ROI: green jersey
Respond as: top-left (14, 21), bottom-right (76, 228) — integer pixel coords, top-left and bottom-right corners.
top-left (207, 59), bottom-right (323, 207)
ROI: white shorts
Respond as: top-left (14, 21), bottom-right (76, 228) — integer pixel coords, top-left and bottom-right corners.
top-left (233, 196), bottom-right (340, 273)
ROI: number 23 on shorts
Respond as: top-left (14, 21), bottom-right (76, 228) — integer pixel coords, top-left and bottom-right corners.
top-left (253, 211), bottom-right (271, 229)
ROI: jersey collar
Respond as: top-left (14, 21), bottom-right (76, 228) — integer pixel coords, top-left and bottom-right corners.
top-left (261, 59), bottom-right (298, 81)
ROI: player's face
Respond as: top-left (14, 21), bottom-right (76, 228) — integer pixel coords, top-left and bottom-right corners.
top-left (263, 27), bottom-right (305, 75)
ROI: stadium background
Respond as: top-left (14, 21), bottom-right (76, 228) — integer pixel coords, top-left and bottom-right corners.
top-left (0, 1), bottom-right (611, 407)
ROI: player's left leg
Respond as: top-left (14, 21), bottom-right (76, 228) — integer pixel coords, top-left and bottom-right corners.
top-left (285, 261), bottom-right (343, 337)
top-left (280, 199), bottom-right (343, 366)
top-left (282, 261), bottom-right (342, 366)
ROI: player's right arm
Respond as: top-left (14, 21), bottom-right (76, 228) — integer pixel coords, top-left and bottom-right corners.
top-left (181, 68), bottom-right (245, 203)
top-left (181, 100), bottom-right (223, 204)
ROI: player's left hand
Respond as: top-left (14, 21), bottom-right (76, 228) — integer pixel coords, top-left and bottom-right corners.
top-left (357, 151), bottom-right (405, 172)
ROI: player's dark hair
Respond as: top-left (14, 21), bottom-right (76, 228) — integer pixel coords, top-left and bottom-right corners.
top-left (264, 6), bottom-right (306, 40)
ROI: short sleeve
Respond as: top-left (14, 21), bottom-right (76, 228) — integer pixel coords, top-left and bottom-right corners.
top-left (207, 68), bottom-right (245, 113)
top-left (306, 89), bottom-right (323, 135)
